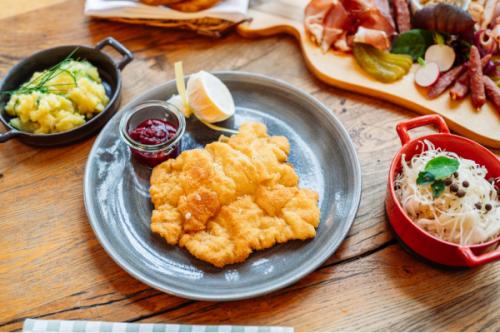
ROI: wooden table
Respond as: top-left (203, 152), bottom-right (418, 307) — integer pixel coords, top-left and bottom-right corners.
top-left (1, 1), bottom-right (499, 331)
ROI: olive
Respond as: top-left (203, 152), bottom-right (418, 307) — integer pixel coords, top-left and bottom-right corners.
top-left (444, 178), bottom-right (452, 186)
top-left (453, 172), bottom-right (459, 178)
top-left (462, 181), bottom-right (469, 188)
top-left (450, 183), bottom-right (459, 192)
top-left (475, 202), bottom-right (482, 209)
top-left (485, 203), bottom-right (493, 211)
top-left (456, 190), bottom-right (466, 198)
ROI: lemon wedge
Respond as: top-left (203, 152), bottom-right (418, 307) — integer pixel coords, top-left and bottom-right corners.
top-left (186, 71), bottom-right (235, 123)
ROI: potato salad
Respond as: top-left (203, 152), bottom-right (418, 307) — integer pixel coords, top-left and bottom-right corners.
top-left (5, 59), bottom-right (109, 134)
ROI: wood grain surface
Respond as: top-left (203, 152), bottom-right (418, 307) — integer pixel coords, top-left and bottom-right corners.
top-left (0, 0), bottom-right (499, 331)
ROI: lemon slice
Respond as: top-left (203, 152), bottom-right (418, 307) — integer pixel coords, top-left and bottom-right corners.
top-left (186, 71), bottom-right (235, 123)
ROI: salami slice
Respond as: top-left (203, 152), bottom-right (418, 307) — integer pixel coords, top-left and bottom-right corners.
top-left (469, 46), bottom-right (486, 109)
top-left (449, 54), bottom-right (492, 100)
top-left (391, 0), bottom-right (411, 33)
top-left (428, 64), bottom-right (466, 99)
top-left (483, 76), bottom-right (500, 112)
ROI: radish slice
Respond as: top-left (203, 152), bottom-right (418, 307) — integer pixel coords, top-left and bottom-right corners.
top-left (415, 62), bottom-right (440, 87)
top-left (425, 44), bottom-right (456, 72)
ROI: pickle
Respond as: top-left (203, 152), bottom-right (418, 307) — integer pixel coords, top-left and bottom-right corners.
top-left (353, 43), bottom-right (412, 83)
top-left (364, 46), bottom-right (408, 79)
top-left (353, 44), bottom-right (401, 83)
top-left (377, 51), bottom-right (413, 70)
top-left (365, 44), bottom-right (413, 69)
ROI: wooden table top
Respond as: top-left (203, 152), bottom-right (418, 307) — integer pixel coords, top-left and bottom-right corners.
top-left (0, 1), bottom-right (499, 331)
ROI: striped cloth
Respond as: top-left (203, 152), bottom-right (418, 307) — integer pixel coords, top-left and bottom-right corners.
top-left (23, 319), bottom-right (294, 333)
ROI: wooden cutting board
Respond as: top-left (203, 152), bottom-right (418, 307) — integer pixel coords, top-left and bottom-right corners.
top-left (237, 0), bottom-right (500, 148)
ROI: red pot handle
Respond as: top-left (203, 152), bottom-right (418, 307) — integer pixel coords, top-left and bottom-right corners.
top-left (396, 115), bottom-right (450, 146)
top-left (458, 246), bottom-right (500, 267)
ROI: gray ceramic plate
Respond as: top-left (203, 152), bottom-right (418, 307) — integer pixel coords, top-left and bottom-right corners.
top-left (84, 72), bottom-right (361, 301)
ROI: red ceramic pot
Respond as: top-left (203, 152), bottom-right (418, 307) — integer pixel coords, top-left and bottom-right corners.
top-left (386, 114), bottom-right (500, 267)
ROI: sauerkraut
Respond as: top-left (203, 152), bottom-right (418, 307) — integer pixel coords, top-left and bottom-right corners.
top-left (395, 140), bottom-right (499, 245)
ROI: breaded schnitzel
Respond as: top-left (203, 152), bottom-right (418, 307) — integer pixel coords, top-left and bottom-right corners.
top-left (150, 122), bottom-right (320, 267)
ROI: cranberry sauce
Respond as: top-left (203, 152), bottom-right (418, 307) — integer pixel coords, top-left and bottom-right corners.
top-left (128, 119), bottom-right (179, 167)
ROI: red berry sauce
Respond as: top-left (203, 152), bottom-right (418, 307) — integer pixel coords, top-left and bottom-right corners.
top-left (128, 119), bottom-right (179, 167)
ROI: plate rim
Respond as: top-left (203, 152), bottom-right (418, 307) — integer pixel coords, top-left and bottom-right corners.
top-left (84, 71), bottom-right (362, 301)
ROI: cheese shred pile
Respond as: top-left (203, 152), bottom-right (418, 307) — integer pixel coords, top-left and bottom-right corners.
top-left (395, 141), bottom-right (500, 245)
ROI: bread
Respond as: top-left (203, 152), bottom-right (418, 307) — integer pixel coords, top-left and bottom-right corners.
top-left (139, 0), bottom-right (221, 12)
top-left (168, 0), bottom-right (221, 12)
top-left (140, 0), bottom-right (185, 6)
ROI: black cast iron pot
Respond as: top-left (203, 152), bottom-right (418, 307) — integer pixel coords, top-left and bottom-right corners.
top-left (0, 37), bottom-right (133, 146)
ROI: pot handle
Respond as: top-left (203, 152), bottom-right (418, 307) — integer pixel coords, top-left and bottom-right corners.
top-left (458, 246), bottom-right (500, 267)
top-left (0, 129), bottom-right (20, 143)
top-left (396, 115), bottom-right (450, 146)
top-left (95, 37), bottom-right (133, 70)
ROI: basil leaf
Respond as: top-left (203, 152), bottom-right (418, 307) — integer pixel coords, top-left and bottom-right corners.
top-left (391, 29), bottom-right (434, 61)
top-left (424, 156), bottom-right (460, 180)
top-left (417, 171), bottom-right (435, 185)
top-left (431, 180), bottom-right (445, 198)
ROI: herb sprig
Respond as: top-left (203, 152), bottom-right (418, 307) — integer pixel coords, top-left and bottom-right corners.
top-left (416, 156), bottom-right (460, 198)
top-left (0, 48), bottom-right (80, 96)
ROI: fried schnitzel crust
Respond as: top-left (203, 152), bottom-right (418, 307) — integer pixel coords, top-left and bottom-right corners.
top-left (150, 122), bottom-right (320, 267)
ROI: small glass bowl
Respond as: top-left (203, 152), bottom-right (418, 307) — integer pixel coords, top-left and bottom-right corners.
top-left (119, 100), bottom-right (186, 167)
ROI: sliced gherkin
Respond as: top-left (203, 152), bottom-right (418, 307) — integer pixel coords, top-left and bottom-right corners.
top-left (378, 51), bottom-right (413, 70)
top-left (364, 46), bottom-right (408, 79)
top-left (353, 43), bottom-right (412, 83)
top-left (353, 44), bottom-right (401, 83)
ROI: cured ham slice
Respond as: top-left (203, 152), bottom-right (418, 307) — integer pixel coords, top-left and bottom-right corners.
top-left (343, 0), bottom-right (396, 36)
top-left (304, 0), bottom-right (395, 52)
top-left (333, 32), bottom-right (351, 51)
top-left (352, 27), bottom-right (391, 50)
top-left (321, 1), bottom-right (350, 51)
top-left (304, 0), bottom-right (334, 44)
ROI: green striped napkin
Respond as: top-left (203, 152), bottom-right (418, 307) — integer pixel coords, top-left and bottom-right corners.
top-left (23, 319), bottom-right (293, 333)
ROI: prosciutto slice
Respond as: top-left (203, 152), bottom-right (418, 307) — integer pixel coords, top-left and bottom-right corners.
top-left (304, 0), bottom-right (396, 51)
top-left (343, 0), bottom-right (396, 36)
top-left (304, 0), bottom-right (334, 44)
top-left (352, 27), bottom-right (391, 50)
top-left (321, 1), bottom-right (350, 51)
